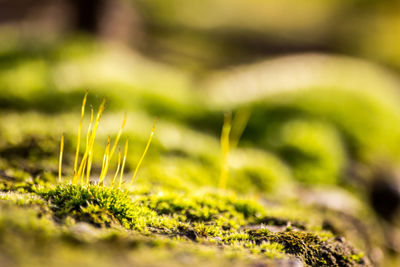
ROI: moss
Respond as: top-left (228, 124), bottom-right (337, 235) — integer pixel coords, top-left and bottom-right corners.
top-left (0, 192), bottom-right (45, 206)
top-left (142, 191), bottom-right (263, 223)
top-left (0, 200), bottom-right (275, 267)
top-left (0, 36), bottom-right (391, 266)
top-left (253, 242), bottom-right (287, 259)
top-left (38, 184), bottom-right (180, 232)
top-left (247, 229), bottom-right (369, 266)
top-left (32, 184), bottom-right (371, 266)
top-left (38, 184), bottom-right (268, 237)
top-left (0, 202), bottom-right (59, 258)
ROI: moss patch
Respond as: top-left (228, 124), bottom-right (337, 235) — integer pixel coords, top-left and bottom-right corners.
top-left (248, 229), bottom-right (367, 266)
top-left (33, 184), bottom-right (370, 266)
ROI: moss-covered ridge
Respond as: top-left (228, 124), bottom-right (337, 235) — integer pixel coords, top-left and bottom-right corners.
top-left (35, 184), bottom-right (369, 266)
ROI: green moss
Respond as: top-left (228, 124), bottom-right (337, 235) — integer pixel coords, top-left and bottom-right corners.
top-left (38, 184), bottom-right (268, 237)
top-left (32, 184), bottom-right (370, 266)
top-left (248, 229), bottom-right (367, 266)
top-left (0, 192), bottom-right (45, 206)
top-left (38, 184), bottom-right (180, 232)
top-left (253, 242), bottom-right (286, 259)
top-left (142, 191), bottom-right (263, 223)
top-left (0, 36), bottom-right (387, 266)
top-left (0, 199), bottom-right (275, 267)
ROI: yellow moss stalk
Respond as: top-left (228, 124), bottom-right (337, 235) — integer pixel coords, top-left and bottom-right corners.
top-left (100, 113), bottom-right (127, 184)
top-left (58, 133), bottom-right (64, 182)
top-left (111, 149), bottom-right (122, 188)
top-left (129, 119), bottom-right (156, 188)
top-left (219, 112), bottom-right (232, 190)
top-left (119, 138), bottom-right (129, 189)
top-left (99, 136), bottom-right (111, 185)
top-left (80, 163), bottom-right (87, 184)
top-left (73, 90), bottom-right (88, 176)
top-left (75, 153), bottom-right (87, 184)
top-left (86, 99), bottom-right (106, 168)
top-left (72, 98), bottom-right (106, 184)
top-left (230, 107), bottom-right (251, 149)
top-left (85, 106), bottom-right (94, 184)
top-left (110, 113), bottom-right (127, 160)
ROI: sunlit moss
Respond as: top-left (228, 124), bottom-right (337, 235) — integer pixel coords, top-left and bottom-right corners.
top-left (0, 38), bottom-right (383, 266)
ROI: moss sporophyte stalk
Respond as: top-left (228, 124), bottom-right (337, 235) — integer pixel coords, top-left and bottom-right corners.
top-left (218, 108), bottom-right (251, 190)
top-left (58, 91), bottom-right (156, 189)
